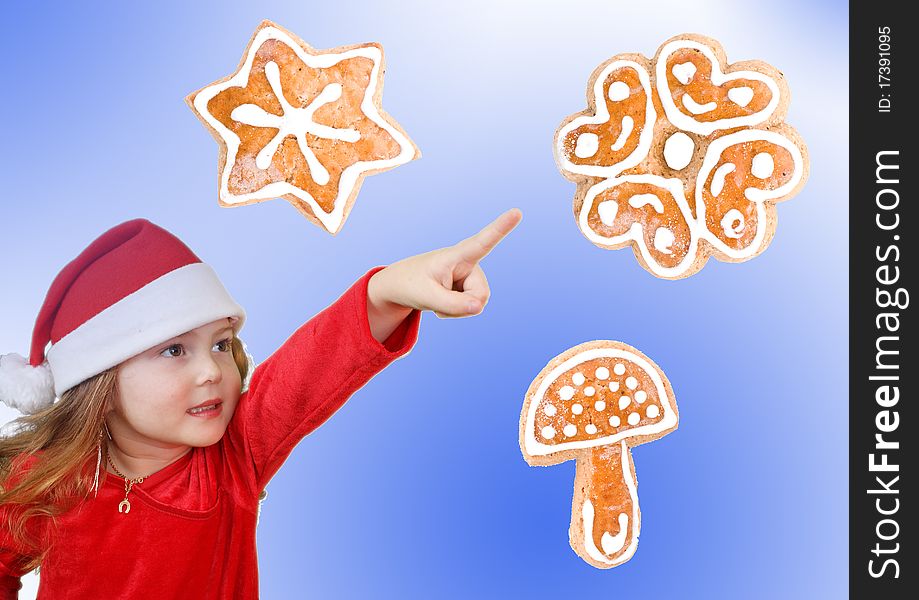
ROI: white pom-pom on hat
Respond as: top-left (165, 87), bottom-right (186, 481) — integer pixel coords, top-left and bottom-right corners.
top-left (0, 353), bottom-right (56, 415)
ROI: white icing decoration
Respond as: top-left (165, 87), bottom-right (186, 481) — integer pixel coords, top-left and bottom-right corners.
top-left (721, 209), bottom-right (745, 239)
top-left (634, 390), bottom-right (648, 404)
top-left (563, 424), bottom-right (578, 437)
top-left (671, 62), bottom-right (696, 85)
top-left (595, 367), bottom-right (610, 380)
top-left (542, 426), bottom-right (556, 439)
top-left (613, 363), bottom-right (626, 375)
top-left (602, 513), bottom-right (630, 555)
top-left (572, 403), bottom-right (584, 415)
top-left (751, 152), bottom-right (775, 179)
top-left (597, 200), bottom-right (619, 226)
top-left (653, 227), bottom-right (675, 256)
top-left (710, 162), bottom-right (736, 197)
top-left (663, 132), bottom-right (694, 170)
top-left (579, 174), bottom-right (699, 278)
top-left (575, 132), bottom-right (600, 158)
top-left (681, 94), bottom-right (717, 115)
top-left (544, 403), bottom-right (557, 417)
top-left (595, 401), bottom-right (606, 411)
top-left (559, 386), bottom-right (575, 400)
top-left (230, 62), bottom-right (361, 184)
top-left (656, 39), bottom-right (781, 135)
top-left (628, 412), bottom-right (640, 425)
top-left (609, 415), bottom-right (621, 427)
top-left (628, 193), bottom-right (664, 213)
top-left (647, 405), bottom-right (660, 418)
top-left (695, 129), bottom-right (805, 260)
top-left (584, 387), bottom-right (596, 397)
top-left (580, 441), bottom-right (640, 565)
top-left (727, 86), bottom-right (754, 107)
top-left (608, 81), bottom-right (631, 101)
top-left (609, 381), bottom-right (620, 391)
top-left (618, 396), bottom-right (631, 410)
top-left (610, 116), bottom-right (634, 151)
top-left (625, 376), bottom-right (638, 390)
top-left (585, 424), bottom-right (598, 435)
top-left (557, 60), bottom-right (656, 178)
top-left (572, 373), bottom-right (586, 386)
top-left (192, 26), bottom-right (415, 234)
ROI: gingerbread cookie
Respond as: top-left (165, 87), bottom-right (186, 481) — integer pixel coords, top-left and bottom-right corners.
top-left (554, 34), bottom-right (809, 278)
top-left (187, 20), bottom-right (420, 234)
top-left (519, 341), bottom-right (678, 568)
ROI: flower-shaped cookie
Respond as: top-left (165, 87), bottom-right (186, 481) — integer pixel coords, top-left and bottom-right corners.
top-left (520, 341), bottom-right (678, 568)
top-left (554, 34), bottom-right (809, 278)
top-left (187, 20), bottom-right (420, 234)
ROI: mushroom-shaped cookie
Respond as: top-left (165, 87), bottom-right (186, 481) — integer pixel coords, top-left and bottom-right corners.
top-left (520, 341), bottom-right (678, 568)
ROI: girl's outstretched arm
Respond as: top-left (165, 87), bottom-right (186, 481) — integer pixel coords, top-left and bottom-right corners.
top-left (366, 208), bottom-right (522, 342)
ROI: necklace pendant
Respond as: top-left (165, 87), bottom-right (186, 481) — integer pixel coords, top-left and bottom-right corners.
top-left (118, 499), bottom-right (131, 514)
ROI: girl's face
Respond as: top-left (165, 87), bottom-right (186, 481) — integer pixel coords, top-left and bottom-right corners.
top-left (110, 318), bottom-right (242, 453)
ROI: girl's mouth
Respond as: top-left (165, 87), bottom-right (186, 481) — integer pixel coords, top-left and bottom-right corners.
top-left (187, 402), bottom-right (223, 418)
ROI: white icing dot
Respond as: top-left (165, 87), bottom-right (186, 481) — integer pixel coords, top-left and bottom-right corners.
top-left (572, 403), bottom-right (584, 415)
top-left (563, 424), bottom-right (577, 437)
top-left (647, 405), bottom-right (660, 419)
top-left (727, 86), bottom-right (754, 107)
top-left (609, 415), bottom-right (621, 427)
top-left (618, 396), bottom-right (631, 410)
top-left (608, 381), bottom-right (620, 392)
top-left (672, 62), bottom-right (696, 85)
top-left (751, 152), bottom-right (775, 179)
top-left (608, 81), bottom-right (630, 101)
top-left (574, 132), bottom-right (600, 159)
top-left (595, 367), bottom-right (610, 380)
top-left (721, 208), bottom-right (745, 239)
top-left (572, 373), bottom-right (586, 386)
top-left (585, 424), bottom-right (598, 435)
top-left (626, 376), bottom-right (638, 390)
top-left (663, 132), bottom-right (694, 170)
top-left (613, 363), bottom-right (626, 375)
top-left (544, 403), bottom-right (557, 417)
top-left (628, 412), bottom-right (640, 426)
top-left (541, 426), bottom-right (556, 439)
top-left (597, 200), bottom-right (619, 226)
top-left (653, 227), bottom-right (675, 256)
top-left (594, 400), bottom-right (606, 411)
top-left (634, 390), bottom-right (648, 404)
top-left (584, 386), bottom-right (596, 397)
top-left (559, 386), bottom-right (575, 401)
top-left (711, 162), bottom-right (736, 197)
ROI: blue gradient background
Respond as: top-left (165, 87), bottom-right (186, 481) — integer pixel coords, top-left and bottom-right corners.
top-left (1, 1), bottom-right (847, 598)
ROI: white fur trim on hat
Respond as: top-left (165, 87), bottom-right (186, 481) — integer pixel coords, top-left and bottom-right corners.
top-left (0, 353), bottom-right (56, 414)
top-left (46, 262), bottom-right (246, 396)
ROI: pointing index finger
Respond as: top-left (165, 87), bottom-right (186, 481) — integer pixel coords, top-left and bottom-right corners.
top-left (453, 208), bottom-right (523, 264)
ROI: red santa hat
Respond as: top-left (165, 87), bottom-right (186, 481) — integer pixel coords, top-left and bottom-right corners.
top-left (0, 219), bottom-right (246, 414)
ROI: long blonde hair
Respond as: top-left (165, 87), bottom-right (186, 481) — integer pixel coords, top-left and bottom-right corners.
top-left (0, 337), bottom-right (250, 572)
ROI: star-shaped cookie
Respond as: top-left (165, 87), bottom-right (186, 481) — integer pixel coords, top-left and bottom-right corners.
top-left (187, 20), bottom-right (420, 234)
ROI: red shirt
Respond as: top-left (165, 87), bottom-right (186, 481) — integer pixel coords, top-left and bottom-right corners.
top-left (1, 267), bottom-right (421, 599)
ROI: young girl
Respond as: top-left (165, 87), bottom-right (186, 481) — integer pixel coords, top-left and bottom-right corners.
top-left (0, 208), bottom-right (521, 599)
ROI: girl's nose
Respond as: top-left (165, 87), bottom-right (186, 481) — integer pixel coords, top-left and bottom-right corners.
top-left (196, 353), bottom-right (223, 385)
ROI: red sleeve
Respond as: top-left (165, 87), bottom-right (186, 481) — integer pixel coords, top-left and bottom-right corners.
top-left (1, 463), bottom-right (33, 599)
top-left (225, 266), bottom-right (421, 496)
top-left (0, 558), bottom-right (23, 599)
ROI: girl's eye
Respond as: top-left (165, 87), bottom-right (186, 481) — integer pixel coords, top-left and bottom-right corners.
top-left (213, 338), bottom-right (232, 353)
top-left (160, 344), bottom-right (184, 358)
